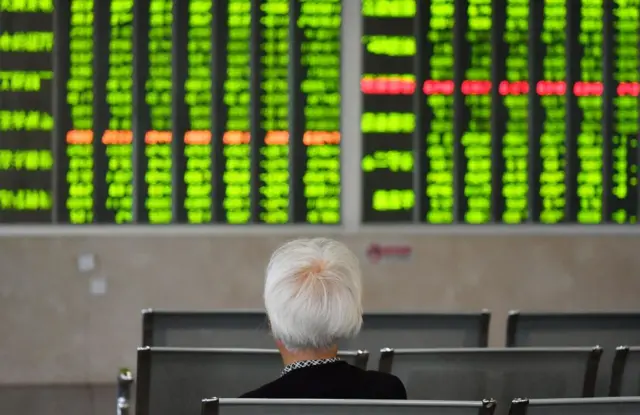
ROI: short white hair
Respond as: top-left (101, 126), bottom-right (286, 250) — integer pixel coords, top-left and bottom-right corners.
top-left (264, 238), bottom-right (363, 351)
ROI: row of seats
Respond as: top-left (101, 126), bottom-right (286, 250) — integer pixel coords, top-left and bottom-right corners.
top-left (201, 397), bottom-right (640, 415)
top-left (134, 346), bottom-right (640, 415)
top-left (141, 309), bottom-right (640, 350)
top-left (126, 310), bottom-right (640, 415)
top-left (139, 309), bottom-right (640, 394)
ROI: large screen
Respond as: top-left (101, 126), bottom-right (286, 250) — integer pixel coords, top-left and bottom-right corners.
top-left (2, 0), bottom-right (344, 224)
top-left (1, 0), bottom-right (639, 225)
top-left (360, 0), bottom-right (640, 224)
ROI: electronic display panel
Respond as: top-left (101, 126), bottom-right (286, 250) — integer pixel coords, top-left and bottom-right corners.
top-left (93, 0), bottom-right (134, 223)
top-left (181, 0), bottom-right (213, 224)
top-left (531, 0), bottom-right (568, 223)
top-left (0, 2), bottom-right (54, 222)
top-left (458, 0), bottom-right (493, 224)
top-left (493, 0), bottom-right (529, 224)
top-left (2, 0), bottom-right (639, 226)
top-left (608, 0), bottom-right (639, 223)
top-left (295, 0), bottom-right (341, 224)
top-left (210, 0), bottom-right (252, 224)
top-left (569, 0), bottom-right (605, 224)
top-left (56, 0), bottom-right (95, 224)
top-left (134, 0), bottom-right (173, 224)
top-left (419, 0), bottom-right (455, 223)
top-left (361, 0), bottom-right (416, 222)
top-left (256, 0), bottom-right (290, 224)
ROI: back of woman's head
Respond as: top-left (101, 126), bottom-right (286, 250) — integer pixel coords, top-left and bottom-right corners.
top-left (264, 238), bottom-right (363, 351)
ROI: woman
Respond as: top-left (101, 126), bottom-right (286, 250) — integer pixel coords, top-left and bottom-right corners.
top-left (241, 238), bottom-right (407, 399)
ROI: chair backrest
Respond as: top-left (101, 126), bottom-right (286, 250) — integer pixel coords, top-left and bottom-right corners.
top-left (505, 311), bottom-right (640, 348)
top-left (134, 347), bottom-right (368, 415)
top-left (343, 311), bottom-right (490, 354)
top-left (379, 347), bottom-right (602, 415)
top-left (141, 309), bottom-right (490, 367)
top-left (141, 309), bottom-right (272, 348)
top-left (609, 346), bottom-right (640, 396)
top-left (202, 398), bottom-right (497, 415)
top-left (508, 397), bottom-right (640, 415)
top-left (506, 311), bottom-right (640, 396)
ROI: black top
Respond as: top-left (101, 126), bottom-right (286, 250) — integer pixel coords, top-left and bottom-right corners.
top-left (240, 361), bottom-right (407, 399)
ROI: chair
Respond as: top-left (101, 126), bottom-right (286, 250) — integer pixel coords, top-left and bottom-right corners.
top-left (505, 311), bottom-right (640, 396)
top-left (342, 311), bottom-right (490, 366)
top-left (505, 311), bottom-right (640, 348)
top-left (141, 309), bottom-right (272, 348)
top-left (134, 347), bottom-right (368, 415)
top-left (142, 309), bottom-right (490, 350)
top-left (508, 397), bottom-right (640, 415)
top-left (201, 398), bottom-right (497, 415)
top-left (140, 309), bottom-right (490, 371)
top-left (609, 346), bottom-right (640, 396)
top-left (378, 347), bottom-right (602, 415)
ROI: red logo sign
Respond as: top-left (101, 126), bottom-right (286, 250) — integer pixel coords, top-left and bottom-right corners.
top-left (366, 243), bottom-right (412, 264)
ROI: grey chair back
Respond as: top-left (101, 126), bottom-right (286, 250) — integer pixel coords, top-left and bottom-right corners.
top-left (379, 347), bottom-right (602, 415)
top-left (142, 309), bottom-right (272, 348)
top-left (505, 311), bottom-right (640, 396)
top-left (134, 347), bottom-right (368, 415)
top-left (342, 311), bottom-right (490, 364)
top-left (202, 398), bottom-right (497, 415)
top-left (141, 309), bottom-right (490, 367)
top-left (508, 397), bottom-right (640, 415)
top-left (609, 346), bottom-right (640, 396)
top-left (506, 312), bottom-right (640, 348)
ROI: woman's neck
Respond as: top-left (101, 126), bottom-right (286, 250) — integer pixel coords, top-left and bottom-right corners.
top-left (279, 345), bottom-right (339, 366)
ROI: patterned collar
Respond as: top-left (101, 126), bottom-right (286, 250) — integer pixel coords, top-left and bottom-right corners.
top-left (281, 357), bottom-right (340, 377)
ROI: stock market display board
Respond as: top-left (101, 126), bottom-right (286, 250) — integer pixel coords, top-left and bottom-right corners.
top-left (361, 0), bottom-right (640, 224)
top-left (1, 0), bottom-right (639, 225)
top-left (0, 0), bottom-right (342, 224)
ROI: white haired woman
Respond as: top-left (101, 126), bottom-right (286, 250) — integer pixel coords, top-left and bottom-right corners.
top-left (240, 238), bottom-right (407, 399)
